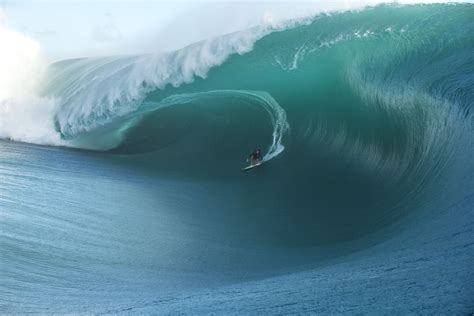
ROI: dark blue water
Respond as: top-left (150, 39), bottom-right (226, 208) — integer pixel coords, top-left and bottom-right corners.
top-left (0, 137), bottom-right (472, 313)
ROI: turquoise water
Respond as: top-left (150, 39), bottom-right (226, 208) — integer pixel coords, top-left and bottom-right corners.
top-left (1, 4), bottom-right (473, 313)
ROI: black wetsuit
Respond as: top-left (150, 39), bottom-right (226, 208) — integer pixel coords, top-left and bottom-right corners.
top-left (250, 152), bottom-right (262, 163)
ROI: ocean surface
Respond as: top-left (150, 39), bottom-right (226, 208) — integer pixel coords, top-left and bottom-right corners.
top-left (1, 4), bottom-right (473, 314)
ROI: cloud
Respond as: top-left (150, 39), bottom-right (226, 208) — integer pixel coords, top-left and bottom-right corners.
top-left (33, 28), bottom-right (57, 38)
top-left (91, 15), bottom-right (122, 42)
top-left (0, 6), bottom-right (7, 26)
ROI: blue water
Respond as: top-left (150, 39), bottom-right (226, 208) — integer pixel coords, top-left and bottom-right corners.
top-left (1, 4), bottom-right (473, 314)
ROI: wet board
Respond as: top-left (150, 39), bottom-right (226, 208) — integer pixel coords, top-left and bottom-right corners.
top-left (241, 162), bottom-right (263, 171)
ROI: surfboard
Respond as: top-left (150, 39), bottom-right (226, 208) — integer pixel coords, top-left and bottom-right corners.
top-left (241, 162), bottom-right (263, 171)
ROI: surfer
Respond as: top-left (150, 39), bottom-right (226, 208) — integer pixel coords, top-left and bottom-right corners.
top-left (247, 149), bottom-right (263, 165)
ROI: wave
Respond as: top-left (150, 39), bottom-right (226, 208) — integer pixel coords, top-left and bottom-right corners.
top-left (1, 3), bottom-right (473, 210)
top-left (1, 4), bottom-right (473, 313)
top-left (37, 3), bottom-right (471, 240)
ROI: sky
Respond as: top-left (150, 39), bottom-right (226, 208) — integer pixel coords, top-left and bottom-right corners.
top-left (0, 1), bottom-right (472, 61)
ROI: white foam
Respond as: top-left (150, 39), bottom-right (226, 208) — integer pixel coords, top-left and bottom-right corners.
top-left (0, 25), bottom-right (63, 145)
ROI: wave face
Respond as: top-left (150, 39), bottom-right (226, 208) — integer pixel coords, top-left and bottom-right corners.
top-left (45, 3), bottom-right (473, 149)
top-left (1, 3), bottom-right (473, 314)
top-left (40, 3), bottom-right (473, 240)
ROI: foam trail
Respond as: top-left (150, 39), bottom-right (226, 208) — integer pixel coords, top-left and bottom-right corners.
top-left (141, 90), bottom-right (289, 161)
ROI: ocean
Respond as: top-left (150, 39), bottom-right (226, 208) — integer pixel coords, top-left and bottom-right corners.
top-left (1, 4), bottom-right (473, 314)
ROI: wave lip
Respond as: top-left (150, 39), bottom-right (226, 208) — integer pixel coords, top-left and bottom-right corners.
top-left (47, 27), bottom-right (275, 140)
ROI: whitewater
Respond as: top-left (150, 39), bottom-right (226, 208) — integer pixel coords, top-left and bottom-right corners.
top-left (0, 3), bottom-right (473, 314)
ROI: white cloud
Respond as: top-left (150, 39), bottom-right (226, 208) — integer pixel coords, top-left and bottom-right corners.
top-left (0, 6), bottom-right (7, 26)
top-left (92, 23), bottom-right (122, 42)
